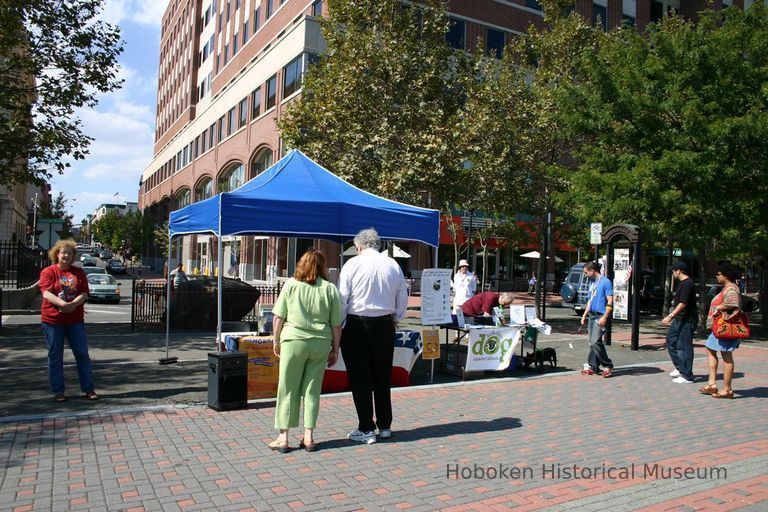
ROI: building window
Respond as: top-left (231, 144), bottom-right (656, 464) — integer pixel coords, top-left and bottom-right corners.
top-left (250, 148), bottom-right (273, 178)
top-left (312, 0), bottom-right (323, 16)
top-left (218, 163), bottom-right (245, 193)
top-left (202, 41), bottom-right (210, 62)
top-left (446, 18), bottom-right (465, 50)
top-left (218, 115), bottom-right (225, 141)
top-left (227, 107), bottom-right (236, 136)
top-left (175, 189), bottom-right (191, 210)
top-left (194, 137), bottom-right (199, 158)
top-left (233, 33), bottom-right (238, 55)
top-left (622, 15), bottom-right (636, 26)
top-left (592, 3), bottom-right (607, 31)
top-left (251, 86), bottom-right (262, 119)
top-left (238, 97), bottom-right (248, 128)
top-left (243, 22), bottom-right (248, 43)
top-left (526, 0), bottom-right (542, 10)
top-left (487, 28), bottom-right (505, 59)
top-left (254, 7), bottom-right (260, 32)
top-left (650, 0), bottom-right (664, 23)
top-left (201, 129), bottom-right (207, 153)
top-left (209, 123), bottom-right (215, 147)
top-left (282, 55), bottom-right (302, 98)
top-left (266, 0), bottom-right (273, 19)
top-left (195, 178), bottom-right (213, 202)
top-left (223, 44), bottom-right (229, 66)
top-left (266, 74), bottom-right (277, 109)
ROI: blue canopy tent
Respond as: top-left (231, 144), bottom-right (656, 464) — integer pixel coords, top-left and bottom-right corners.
top-left (162, 150), bottom-right (440, 359)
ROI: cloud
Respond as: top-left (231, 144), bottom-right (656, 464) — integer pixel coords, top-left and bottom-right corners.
top-left (101, 0), bottom-right (165, 27)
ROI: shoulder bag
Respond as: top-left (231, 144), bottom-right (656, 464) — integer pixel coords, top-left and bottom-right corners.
top-left (712, 311), bottom-right (750, 340)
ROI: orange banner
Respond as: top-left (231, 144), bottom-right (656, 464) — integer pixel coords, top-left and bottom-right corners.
top-left (238, 336), bottom-right (279, 399)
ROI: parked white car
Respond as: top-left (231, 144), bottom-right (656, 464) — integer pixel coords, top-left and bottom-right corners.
top-left (87, 274), bottom-right (121, 303)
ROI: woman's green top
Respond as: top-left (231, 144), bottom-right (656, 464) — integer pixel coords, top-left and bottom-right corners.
top-left (272, 277), bottom-right (342, 340)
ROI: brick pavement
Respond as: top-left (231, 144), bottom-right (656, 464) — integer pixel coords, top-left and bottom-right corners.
top-left (1, 340), bottom-right (767, 511)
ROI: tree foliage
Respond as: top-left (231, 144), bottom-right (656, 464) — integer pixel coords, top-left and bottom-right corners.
top-left (0, 0), bottom-right (123, 185)
top-left (38, 192), bottom-right (74, 239)
top-left (279, 0), bottom-right (470, 206)
top-left (554, 5), bottom-right (768, 257)
top-left (92, 210), bottom-right (153, 257)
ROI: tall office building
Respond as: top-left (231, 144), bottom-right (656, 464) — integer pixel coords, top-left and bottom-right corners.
top-left (139, 0), bottom-right (716, 279)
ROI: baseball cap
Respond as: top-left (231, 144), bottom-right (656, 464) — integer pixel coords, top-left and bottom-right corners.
top-left (671, 261), bottom-right (687, 273)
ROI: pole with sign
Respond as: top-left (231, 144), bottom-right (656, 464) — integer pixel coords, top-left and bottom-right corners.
top-left (590, 223), bottom-right (602, 264)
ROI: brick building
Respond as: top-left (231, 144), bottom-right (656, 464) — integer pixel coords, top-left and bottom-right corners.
top-left (138, 0), bottom-right (736, 279)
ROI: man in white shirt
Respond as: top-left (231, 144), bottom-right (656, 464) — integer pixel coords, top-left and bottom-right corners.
top-left (339, 228), bottom-right (407, 444)
top-left (169, 263), bottom-right (188, 289)
top-left (451, 259), bottom-right (477, 310)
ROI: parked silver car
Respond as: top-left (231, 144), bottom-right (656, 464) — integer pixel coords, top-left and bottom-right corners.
top-left (87, 274), bottom-right (121, 304)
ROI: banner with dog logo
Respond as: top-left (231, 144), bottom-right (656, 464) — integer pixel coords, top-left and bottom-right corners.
top-left (464, 327), bottom-right (523, 372)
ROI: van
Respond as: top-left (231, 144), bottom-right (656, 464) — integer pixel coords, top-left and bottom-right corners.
top-left (560, 263), bottom-right (665, 315)
top-left (560, 263), bottom-right (590, 314)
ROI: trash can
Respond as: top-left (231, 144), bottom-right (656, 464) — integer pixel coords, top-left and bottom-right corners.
top-left (207, 352), bottom-right (247, 411)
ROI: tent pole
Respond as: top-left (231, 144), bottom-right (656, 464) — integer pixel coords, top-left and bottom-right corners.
top-left (217, 215), bottom-right (224, 353)
top-left (159, 232), bottom-right (177, 365)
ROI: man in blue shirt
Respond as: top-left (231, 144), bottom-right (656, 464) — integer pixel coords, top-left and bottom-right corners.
top-left (580, 261), bottom-right (614, 377)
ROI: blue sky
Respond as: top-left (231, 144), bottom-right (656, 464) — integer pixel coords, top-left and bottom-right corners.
top-left (50, 0), bottom-right (165, 223)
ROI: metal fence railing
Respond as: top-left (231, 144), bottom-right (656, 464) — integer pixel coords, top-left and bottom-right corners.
top-left (242, 284), bottom-right (282, 323)
top-left (131, 280), bottom-right (167, 330)
top-left (0, 241), bottom-right (47, 289)
top-left (131, 280), bottom-right (282, 331)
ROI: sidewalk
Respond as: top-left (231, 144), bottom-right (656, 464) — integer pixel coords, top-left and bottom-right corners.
top-left (1, 320), bottom-right (767, 510)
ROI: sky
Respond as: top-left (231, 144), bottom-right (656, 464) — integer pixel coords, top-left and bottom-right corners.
top-left (49, 0), bottom-right (166, 223)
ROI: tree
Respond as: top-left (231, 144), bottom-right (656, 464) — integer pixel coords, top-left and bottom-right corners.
top-left (279, 0), bottom-right (471, 206)
top-left (0, 1), bottom-right (123, 185)
top-left (121, 211), bottom-right (154, 259)
top-left (38, 192), bottom-right (74, 239)
top-left (552, 5), bottom-right (768, 325)
top-left (91, 210), bottom-right (122, 249)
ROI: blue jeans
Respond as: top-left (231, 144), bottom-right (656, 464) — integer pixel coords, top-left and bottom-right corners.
top-left (587, 314), bottom-right (613, 371)
top-left (41, 322), bottom-right (94, 395)
top-left (666, 317), bottom-right (695, 381)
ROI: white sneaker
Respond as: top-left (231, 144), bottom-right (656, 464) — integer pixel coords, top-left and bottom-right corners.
top-left (348, 430), bottom-right (376, 444)
top-left (672, 376), bottom-right (693, 384)
top-left (378, 429), bottom-right (392, 439)
top-left (669, 369), bottom-right (680, 378)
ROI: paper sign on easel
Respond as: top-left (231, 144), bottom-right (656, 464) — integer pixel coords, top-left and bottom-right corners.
top-left (421, 329), bottom-right (441, 360)
top-left (509, 305), bottom-right (526, 325)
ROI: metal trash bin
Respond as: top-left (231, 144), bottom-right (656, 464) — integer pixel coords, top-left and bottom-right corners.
top-left (207, 352), bottom-right (247, 411)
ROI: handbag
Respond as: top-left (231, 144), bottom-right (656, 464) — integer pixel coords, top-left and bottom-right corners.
top-left (712, 311), bottom-right (750, 340)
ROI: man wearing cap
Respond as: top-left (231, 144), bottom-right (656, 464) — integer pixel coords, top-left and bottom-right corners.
top-left (661, 261), bottom-right (697, 384)
top-left (580, 261), bottom-right (614, 377)
top-left (452, 259), bottom-right (477, 310)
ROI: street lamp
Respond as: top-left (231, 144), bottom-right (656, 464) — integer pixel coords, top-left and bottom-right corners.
top-left (31, 193), bottom-right (39, 249)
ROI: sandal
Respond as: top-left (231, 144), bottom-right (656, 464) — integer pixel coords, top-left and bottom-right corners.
top-left (601, 368), bottom-right (613, 378)
top-left (84, 391), bottom-right (100, 401)
top-left (268, 439), bottom-right (290, 453)
top-left (54, 394), bottom-right (66, 403)
top-left (712, 390), bottom-right (734, 399)
top-left (698, 384), bottom-right (718, 395)
top-left (299, 439), bottom-right (317, 452)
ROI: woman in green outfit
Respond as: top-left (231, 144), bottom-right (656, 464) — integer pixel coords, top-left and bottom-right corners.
top-left (269, 249), bottom-right (342, 453)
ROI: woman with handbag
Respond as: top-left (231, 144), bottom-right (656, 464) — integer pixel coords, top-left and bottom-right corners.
top-left (700, 263), bottom-right (748, 399)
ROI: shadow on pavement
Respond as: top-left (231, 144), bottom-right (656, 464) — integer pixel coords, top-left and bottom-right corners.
top-left (734, 386), bottom-right (768, 399)
top-left (313, 417), bottom-right (523, 451)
